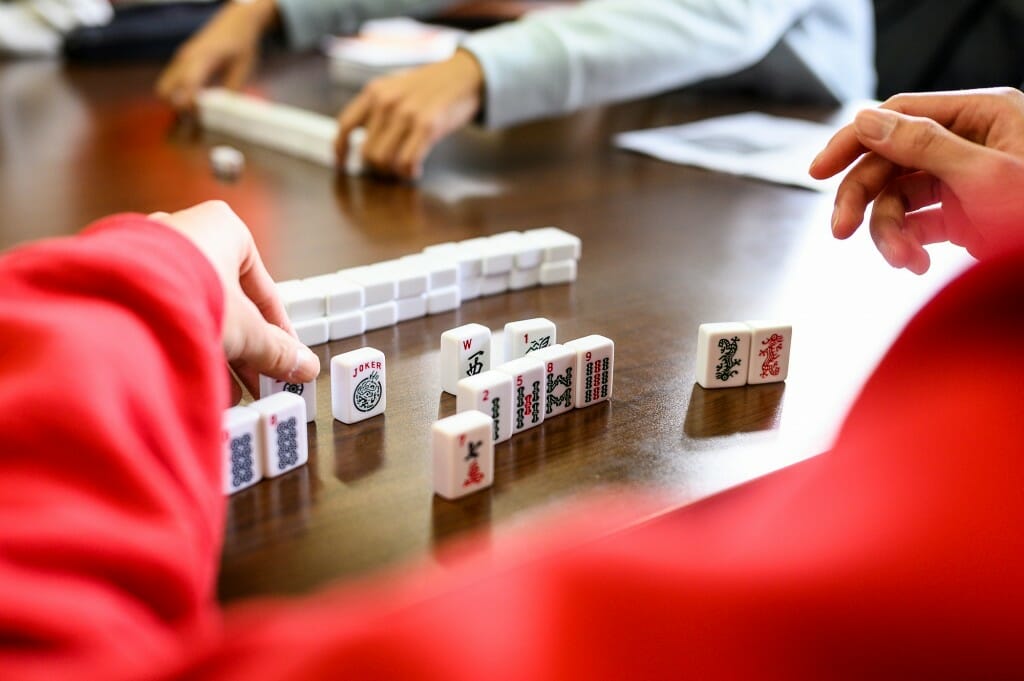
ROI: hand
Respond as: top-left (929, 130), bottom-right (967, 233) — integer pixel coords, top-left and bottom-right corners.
top-left (336, 49), bottom-right (485, 180)
top-left (155, 0), bottom-right (278, 110)
top-left (809, 87), bottom-right (1024, 274)
top-left (149, 201), bottom-right (319, 403)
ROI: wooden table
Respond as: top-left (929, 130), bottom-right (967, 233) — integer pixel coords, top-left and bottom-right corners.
top-left (0, 54), bottom-right (972, 602)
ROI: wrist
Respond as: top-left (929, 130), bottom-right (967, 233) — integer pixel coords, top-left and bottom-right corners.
top-left (452, 48), bottom-right (485, 99)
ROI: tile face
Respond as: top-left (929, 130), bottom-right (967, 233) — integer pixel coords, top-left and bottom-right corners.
top-left (456, 370), bottom-right (514, 444)
top-left (277, 280), bottom-right (325, 322)
top-left (426, 286), bottom-right (460, 314)
top-left (531, 344), bottom-right (576, 418)
top-left (695, 323), bottom-right (752, 389)
top-left (745, 321), bottom-right (792, 385)
top-left (364, 301), bottom-right (398, 330)
top-left (259, 375), bottom-right (316, 423)
top-left (250, 391), bottom-right (308, 478)
top-left (495, 357), bottom-right (546, 434)
top-left (431, 410), bottom-right (494, 500)
top-left (564, 335), bottom-right (614, 407)
top-left (504, 317), bottom-right (556, 361)
top-left (440, 323), bottom-right (492, 395)
top-left (327, 309), bottom-right (365, 340)
top-left (331, 347), bottom-right (387, 424)
top-left (396, 294), bottom-right (427, 322)
top-left (539, 259), bottom-right (577, 285)
top-left (293, 318), bottom-right (329, 347)
top-left (222, 406), bottom-right (262, 494)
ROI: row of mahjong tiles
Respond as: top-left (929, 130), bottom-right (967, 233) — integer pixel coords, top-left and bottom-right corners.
top-left (221, 318), bottom-right (613, 499)
top-left (275, 227), bottom-right (582, 347)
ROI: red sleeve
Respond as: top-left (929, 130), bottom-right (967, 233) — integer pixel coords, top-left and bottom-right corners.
top-left (0, 216), bottom-right (227, 681)
top-left (181, 246), bottom-right (1024, 680)
top-left (3, 214), bottom-right (1022, 680)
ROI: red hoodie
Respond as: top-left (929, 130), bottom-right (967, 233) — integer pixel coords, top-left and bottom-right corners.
top-left (1, 215), bottom-right (1021, 680)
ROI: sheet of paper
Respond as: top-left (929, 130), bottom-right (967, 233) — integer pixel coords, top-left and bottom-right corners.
top-left (614, 111), bottom-right (853, 192)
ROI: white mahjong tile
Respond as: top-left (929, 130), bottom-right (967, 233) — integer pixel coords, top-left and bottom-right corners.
top-left (744, 321), bottom-right (792, 385)
top-left (222, 405), bottom-right (262, 494)
top-left (258, 374), bottom-right (316, 423)
top-left (250, 391), bottom-right (308, 478)
top-left (695, 322), bottom-right (751, 389)
top-left (331, 346), bottom-right (387, 424)
top-left (504, 317), bottom-right (556, 361)
top-left (440, 323), bottom-right (492, 395)
top-left (564, 335), bottom-right (614, 407)
top-left (431, 410), bottom-right (494, 499)
top-left (456, 370), bottom-right (514, 444)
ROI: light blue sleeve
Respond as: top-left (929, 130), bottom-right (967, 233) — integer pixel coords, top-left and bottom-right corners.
top-left (461, 0), bottom-right (875, 128)
top-left (275, 0), bottom-right (461, 50)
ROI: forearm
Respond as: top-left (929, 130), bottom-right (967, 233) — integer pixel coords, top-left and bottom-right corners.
top-left (276, 0), bottom-right (464, 50)
top-left (462, 0), bottom-right (827, 128)
top-left (0, 217), bottom-right (227, 680)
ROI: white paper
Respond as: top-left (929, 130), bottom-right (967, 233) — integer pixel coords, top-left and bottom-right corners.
top-left (614, 111), bottom-right (844, 192)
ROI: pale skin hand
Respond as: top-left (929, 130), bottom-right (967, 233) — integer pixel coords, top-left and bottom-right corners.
top-left (155, 0), bottom-right (279, 110)
top-left (336, 49), bottom-right (485, 180)
top-left (809, 87), bottom-right (1024, 274)
top-left (149, 201), bottom-right (319, 404)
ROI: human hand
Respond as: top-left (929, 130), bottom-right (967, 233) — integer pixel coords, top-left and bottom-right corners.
top-left (149, 201), bottom-right (319, 403)
top-left (155, 0), bottom-right (278, 110)
top-left (809, 88), bottom-right (1024, 274)
top-left (336, 49), bottom-right (485, 180)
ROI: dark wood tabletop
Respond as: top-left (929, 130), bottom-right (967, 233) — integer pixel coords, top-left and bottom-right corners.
top-left (0, 53), bottom-right (973, 603)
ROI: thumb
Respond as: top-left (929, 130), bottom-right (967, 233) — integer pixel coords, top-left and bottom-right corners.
top-left (853, 108), bottom-right (986, 185)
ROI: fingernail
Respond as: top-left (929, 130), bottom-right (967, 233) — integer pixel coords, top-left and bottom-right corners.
top-left (289, 345), bottom-right (319, 381)
top-left (855, 109), bottom-right (896, 142)
top-left (809, 150), bottom-right (822, 171)
top-left (830, 205), bottom-right (840, 234)
top-left (878, 239), bottom-right (897, 266)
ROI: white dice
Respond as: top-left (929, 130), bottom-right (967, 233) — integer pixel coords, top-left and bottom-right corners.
top-left (496, 357), bottom-right (546, 435)
top-left (222, 406), bottom-right (262, 494)
top-left (564, 335), bottom-right (614, 407)
top-left (456, 370), bottom-right (514, 444)
top-left (431, 410), bottom-right (494, 499)
top-left (439, 323), bottom-right (492, 395)
top-left (695, 322), bottom-right (752, 389)
top-left (531, 344), bottom-right (576, 418)
top-left (331, 346), bottom-right (387, 424)
top-left (745, 321), bottom-right (792, 385)
top-left (250, 391), bottom-right (309, 478)
top-left (259, 375), bottom-right (316, 423)
top-left (504, 317), bottom-right (556, 361)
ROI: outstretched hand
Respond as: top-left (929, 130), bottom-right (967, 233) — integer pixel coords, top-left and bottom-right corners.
top-left (809, 88), bottom-right (1024, 273)
top-left (336, 49), bottom-right (485, 180)
top-left (155, 0), bottom-right (278, 110)
top-left (149, 201), bottom-right (319, 403)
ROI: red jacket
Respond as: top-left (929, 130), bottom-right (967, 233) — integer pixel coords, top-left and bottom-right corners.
top-left (1, 215), bottom-right (1022, 680)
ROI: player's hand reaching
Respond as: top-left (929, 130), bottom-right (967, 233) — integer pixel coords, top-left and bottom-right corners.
top-left (149, 201), bottom-right (319, 403)
top-left (809, 87), bottom-right (1024, 273)
top-left (336, 49), bottom-right (485, 180)
top-left (155, 0), bottom-right (278, 110)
